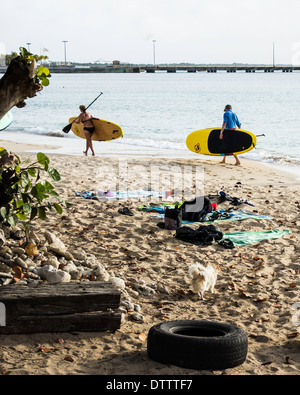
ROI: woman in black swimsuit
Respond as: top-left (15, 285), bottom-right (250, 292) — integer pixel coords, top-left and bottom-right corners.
top-left (76, 105), bottom-right (96, 156)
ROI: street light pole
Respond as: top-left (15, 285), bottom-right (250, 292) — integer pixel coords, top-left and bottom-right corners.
top-left (62, 40), bottom-right (68, 66)
top-left (26, 42), bottom-right (31, 52)
top-left (153, 40), bottom-right (156, 68)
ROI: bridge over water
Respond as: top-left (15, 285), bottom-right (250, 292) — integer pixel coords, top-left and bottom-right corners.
top-left (1, 65), bottom-right (300, 74)
top-left (144, 65), bottom-right (300, 73)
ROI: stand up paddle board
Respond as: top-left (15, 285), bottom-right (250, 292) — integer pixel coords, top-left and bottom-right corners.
top-left (186, 128), bottom-right (257, 156)
top-left (69, 117), bottom-right (123, 141)
top-left (0, 111), bottom-right (13, 131)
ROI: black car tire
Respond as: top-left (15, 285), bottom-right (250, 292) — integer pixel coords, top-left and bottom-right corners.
top-left (147, 320), bottom-right (248, 371)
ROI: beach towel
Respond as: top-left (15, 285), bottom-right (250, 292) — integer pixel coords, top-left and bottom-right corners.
top-left (222, 229), bottom-right (290, 246)
top-left (149, 208), bottom-right (272, 224)
top-left (175, 227), bottom-right (289, 247)
top-left (209, 191), bottom-right (255, 207)
top-left (76, 189), bottom-right (169, 200)
top-left (75, 190), bottom-right (111, 199)
top-left (206, 210), bottom-right (272, 223)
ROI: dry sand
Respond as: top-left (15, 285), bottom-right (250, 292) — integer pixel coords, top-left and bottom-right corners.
top-left (0, 140), bottom-right (299, 376)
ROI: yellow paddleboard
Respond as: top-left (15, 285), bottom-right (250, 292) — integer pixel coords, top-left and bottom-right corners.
top-left (186, 128), bottom-right (257, 156)
top-left (69, 117), bottom-right (123, 142)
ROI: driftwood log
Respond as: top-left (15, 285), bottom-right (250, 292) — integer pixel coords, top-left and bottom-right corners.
top-left (0, 282), bottom-right (121, 334)
top-left (0, 56), bottom-right (42, 120)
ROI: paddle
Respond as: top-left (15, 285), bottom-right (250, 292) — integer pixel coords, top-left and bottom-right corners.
top-left (62, 92), bottom-right (104, 133)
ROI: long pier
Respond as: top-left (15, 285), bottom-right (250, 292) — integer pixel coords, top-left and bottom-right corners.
top-left (1, 65), bottom-right (300, 75)
top-left (47, 64), bottom-right (300, 74)
top-left (47, 65), bottom-right (300, 73)
top-left (145, 65), bottom-right (300, 73)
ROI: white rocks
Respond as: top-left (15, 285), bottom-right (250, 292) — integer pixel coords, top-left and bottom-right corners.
top-left (33, 265), bottom-right (55, 280)
top-left (131, 312), bottom-right (144, 323)
top-left (33, 264), bottom-right (71, 284)
top-left (133, 303), bottom-right (142, 313)
top-left (0, 227), bottom-right (149, 326)
top-left (0, 262), bottom-right (11, 274)
top-left (119, 297), bottom-right (144, 323)
top-left (120, 300), bottom-right (142, 313)
top-left (44, 231), bottom-right (73, 260)
top-left (28, 230), bottom-right (41, 245)
top-left (0, 272), bottom-right (13, 279)
top-left (13, 256), bottom-right (28, 269)
top-left (48, 245), bottom-right (73, 260)
top-left (0, 246), bottom-right (11, 257)
top-left (46, 270), bottom-right (71, 284)
top-left (11, 247), bottom-right (26, 256)
top-left (62, 262), bottom-right (78, 274)
top-left (84, 254), bottom-right (97, 268)
top-left (109, 276), bottom-right (126, 290)
top-left (69, 270), bottom-right (82, 281)
top-left (71, 250), bottom-right (87, 261)
top-left (132, 281), bottom-right (156, 296)
top-left (42, 255), bottom-right (60, 269)
top-left (0, 230), bottom-right (6, 247)
top-left (93, 264), bottom-right (110, 281)
top-left (121, 300), bottom-right (135, 312)
top-left (44, 231), bottom-right (60, 245)
top-left (156, 283), bottom-right (170, 295)
top-left (81, 268), bottom-right (93, 277)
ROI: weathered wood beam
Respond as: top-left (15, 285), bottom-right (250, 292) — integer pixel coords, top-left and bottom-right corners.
top-left (0, 282), bottom-right (121, 334)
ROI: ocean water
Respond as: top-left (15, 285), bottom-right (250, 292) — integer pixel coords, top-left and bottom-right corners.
top-left (1, 71), bottom-right (300, 174)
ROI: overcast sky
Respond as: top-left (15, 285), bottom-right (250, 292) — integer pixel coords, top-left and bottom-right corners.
top-left (1, 0), bottom-right (300, 65)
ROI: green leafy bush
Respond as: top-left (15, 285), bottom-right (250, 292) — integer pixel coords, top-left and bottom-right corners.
top-left (0, 148), bottom-right (70, 227)
top-left (14, 47), bottom-right (51, 87)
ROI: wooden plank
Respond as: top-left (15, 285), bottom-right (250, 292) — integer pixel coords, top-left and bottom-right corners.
top-left (0, 311), bottom-right (121, 335)
top-left (0, 282), bottom-right (119, 299)
top-left (0, 282), bottom-right (120, 322)
top-left (0, 282), bottom-right (121, 334)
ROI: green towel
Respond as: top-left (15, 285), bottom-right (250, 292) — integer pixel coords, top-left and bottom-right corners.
top-left (223, 229), bottom-right (290, 246)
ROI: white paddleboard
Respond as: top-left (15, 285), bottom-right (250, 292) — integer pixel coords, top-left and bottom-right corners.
top-left (0, 111), bottom-right (13, 131)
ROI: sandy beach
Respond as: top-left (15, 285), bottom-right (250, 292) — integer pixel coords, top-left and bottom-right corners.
top-left (0, 140), bottom-right (59, 155)
top-left (0, 139), bottom-right (299, 376)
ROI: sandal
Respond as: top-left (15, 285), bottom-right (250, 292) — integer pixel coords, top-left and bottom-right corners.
top-left (118, 207), bottom-right (134, 216)
top-left (218, 239), bottom-right (235, 249)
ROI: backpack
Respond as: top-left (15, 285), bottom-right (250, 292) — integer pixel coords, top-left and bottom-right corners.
top-left (164, 205), bottom-right (182, 230)
top-left (181, 196), bottom-right (213, 223)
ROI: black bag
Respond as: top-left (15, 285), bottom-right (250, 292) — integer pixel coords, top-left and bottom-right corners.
top-left (175, 224), bottom-right (223, 246)
top-left (181, 196), bottom-right (212, 223)
top-left (164, 205), bottom-right (182, 230)
top-left (175, 226), bottom-right (199, 243)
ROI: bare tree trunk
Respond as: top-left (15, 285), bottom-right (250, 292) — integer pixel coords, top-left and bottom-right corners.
top-left (0, 56), bottom-right (42, 120)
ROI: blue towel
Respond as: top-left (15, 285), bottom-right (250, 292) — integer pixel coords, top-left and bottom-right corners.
top-left (76, 189), bottom-right (168, 200)
top-left (150, 209), bottom-right (272, 223)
